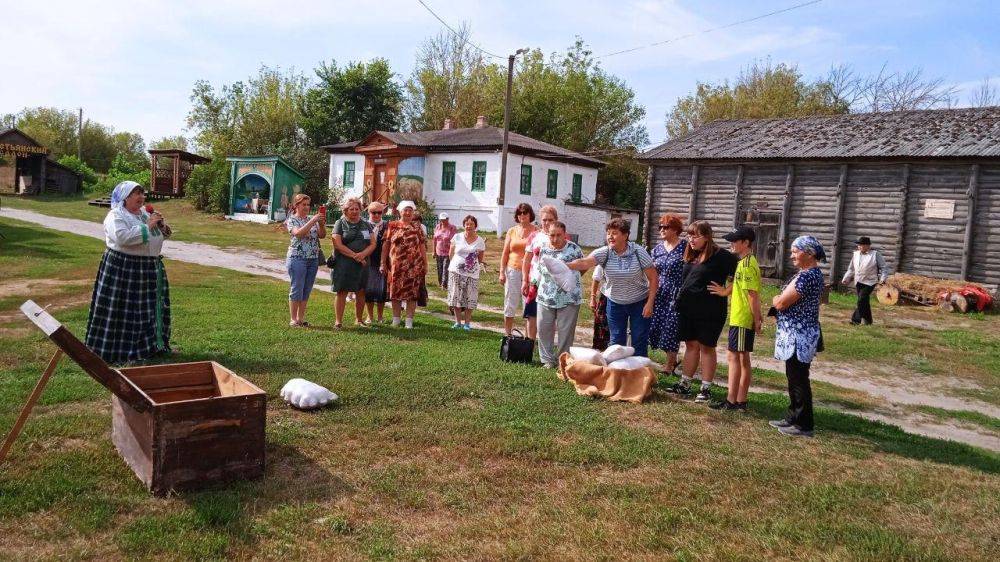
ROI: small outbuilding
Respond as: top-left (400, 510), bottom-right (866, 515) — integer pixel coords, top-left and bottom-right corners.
top-left (149, 149), bottom-right (210, 198)
top-left (639, 107), bottom-right (1000, 286)
top-left (0, 127), bottom-right (81, 196)
top-left (227, 156), bottom-right (306, 223)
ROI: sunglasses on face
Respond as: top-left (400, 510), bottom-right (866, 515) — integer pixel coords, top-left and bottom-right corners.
top-left (517, 211), bottom-right (529, 215)
top-left (370, 211), bottom-right (383, 216)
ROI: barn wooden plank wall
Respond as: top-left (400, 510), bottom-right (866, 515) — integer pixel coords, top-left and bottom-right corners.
top-left (645, 160), bottom-right (1000, 285)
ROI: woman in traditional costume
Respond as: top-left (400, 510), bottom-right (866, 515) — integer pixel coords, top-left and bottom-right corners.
top-left (85, 181), bottom-right (171, 363)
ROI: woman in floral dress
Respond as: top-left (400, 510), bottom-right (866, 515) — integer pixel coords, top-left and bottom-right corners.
top-left (648, 214), bottom-right (688, 374)
top-left (380, 200), bottom-right (427, 329)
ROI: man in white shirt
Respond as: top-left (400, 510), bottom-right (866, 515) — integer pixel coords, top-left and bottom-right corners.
top-left (841, 236), bottom-right (888, 325)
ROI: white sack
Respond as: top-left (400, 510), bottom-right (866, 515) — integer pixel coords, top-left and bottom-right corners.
top-left (568, 346), bottom-right (607, 365)
top-left (601, 344), bottom-right (634, 363)
top-left (541, 255), bottom-right (577, 293)
top-left (607, 356), bottom-right (653, 370)
top-left (280, 378), bottom-right (338, 410)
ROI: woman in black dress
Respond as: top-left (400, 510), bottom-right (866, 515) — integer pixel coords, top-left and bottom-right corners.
top-left (331, 197), bottom-right (376, 328)
top-left (364, 202), bottom-right (389, 324)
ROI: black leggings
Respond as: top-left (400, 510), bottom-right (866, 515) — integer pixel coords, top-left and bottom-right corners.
top-left (784, 355), bottom-right (814, 431)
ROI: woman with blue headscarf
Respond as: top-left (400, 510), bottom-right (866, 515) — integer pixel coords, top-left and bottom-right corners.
top-left (768, 236), bottom-right (826, 438)
top-left (84, 181), bottom-right (171, 363)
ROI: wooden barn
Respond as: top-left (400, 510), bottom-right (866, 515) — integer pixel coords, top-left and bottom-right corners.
top-left (0, 127), bottom-right (81, 196)
top-left (638, 107), bottom-right (1000, 287)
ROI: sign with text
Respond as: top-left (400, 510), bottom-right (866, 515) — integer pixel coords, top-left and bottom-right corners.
top-left (924, 199), bottom-right (956, 220)
top-left (0, 143), bottom-right (47, 157)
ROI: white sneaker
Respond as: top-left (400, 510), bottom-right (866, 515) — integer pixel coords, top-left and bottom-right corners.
top-left (391, 317), bottom-right (401, 327)
top-left (405, 318), bottom-right (414, 329)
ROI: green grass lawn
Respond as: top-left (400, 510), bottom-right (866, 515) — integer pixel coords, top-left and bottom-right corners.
top-left (1, 217), bottom-right (999, 560)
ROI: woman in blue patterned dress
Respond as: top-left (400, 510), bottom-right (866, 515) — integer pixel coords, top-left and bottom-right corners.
top-left (648, 214), bottom-right (688, 375)
top-left (769, 236), bottom-right (825, 438)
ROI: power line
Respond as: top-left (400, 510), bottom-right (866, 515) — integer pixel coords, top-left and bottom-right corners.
top-left (596, 0), bottom-right (823, 59)
top-left (414, 0), bottom-right (504, 59)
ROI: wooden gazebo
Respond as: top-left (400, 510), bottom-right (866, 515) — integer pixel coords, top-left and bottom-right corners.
top-left (149, 149), bottom-right (211, 198)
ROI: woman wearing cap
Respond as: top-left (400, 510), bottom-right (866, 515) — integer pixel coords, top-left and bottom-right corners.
top-left (667, 220), bottom-right (738, 402)
top-left (434, 213), bottom-right (458, 290)
top-left (499, 203), bottom-right (538, 337)
top-left (648, 214), bottom-right (688, 375)
top-left (364, 202), bottom-right (389, 324)
top-left (521, 205), bottom-right (559, 340)
top-left (567, 218), bottom-right (658, 357)
top-left (842, 235), bottom-right (887, 326)
top-left (284, 193), bottom-right (327, 327)
top-left (769, 236), bottom-right (826, 438)
top-left (381, 200), bottom-right (427, 329)
top-left (85, 180), bottom-right (172, 363)
top-left (330, 197), bottom-right (375, 328)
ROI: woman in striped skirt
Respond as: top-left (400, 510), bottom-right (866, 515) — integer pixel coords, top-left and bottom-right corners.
top-left (85, 181), bottom-right (171, 364)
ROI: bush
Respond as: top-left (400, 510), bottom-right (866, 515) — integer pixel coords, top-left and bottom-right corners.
top-left (93, 153), bottom-right (150, 196)
top-left (56, 155), bottom-right (99, 192)
top-left (184, 158), bottom-right (230, 214)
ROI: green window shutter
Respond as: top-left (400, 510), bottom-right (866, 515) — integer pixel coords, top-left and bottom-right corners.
top-left (520, 164), bottom-right (532, 195)
top-left (442, 161), bottom-right (456, 191)
top-left (572, 173), bottom-right (582, 203)
top-left (343, 161), bottom-right (355, 188)
top-left (546, 169), bottom-right (558, 198)
top-left (472, 161), bottom-right (486, 192)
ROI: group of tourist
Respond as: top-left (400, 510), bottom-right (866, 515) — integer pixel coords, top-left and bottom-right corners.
top-left (85, 182), bottom-right (829, 439)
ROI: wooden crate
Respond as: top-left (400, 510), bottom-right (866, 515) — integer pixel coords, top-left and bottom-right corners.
top-left (18, 301), bottom-right (266, 496)
top-left (114, 361), bottom-right (266, 495)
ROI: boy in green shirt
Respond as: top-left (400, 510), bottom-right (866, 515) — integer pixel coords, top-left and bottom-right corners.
top-left (708, 226), bottom-right (762, 411)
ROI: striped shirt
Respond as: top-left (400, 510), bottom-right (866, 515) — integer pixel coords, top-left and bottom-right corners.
top-left (589, 242), bottom-right (654, 305)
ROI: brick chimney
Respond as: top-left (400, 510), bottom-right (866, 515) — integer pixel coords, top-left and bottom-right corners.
top-left (443, 118), bottom-right (453, 130)
top-left (474, 115), bottom-right (487, 129)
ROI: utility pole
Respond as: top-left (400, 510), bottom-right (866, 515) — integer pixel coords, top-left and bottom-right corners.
top-left (77, 108), bottom-right (83, 160)
top-left (497, 48), bottom-right (528, 222)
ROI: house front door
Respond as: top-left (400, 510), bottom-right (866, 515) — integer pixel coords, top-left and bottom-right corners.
top-left (372, 164), bottom-right (388, 203)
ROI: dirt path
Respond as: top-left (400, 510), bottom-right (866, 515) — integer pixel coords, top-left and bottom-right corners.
top-left (4, 207), bottom-right (997, 451)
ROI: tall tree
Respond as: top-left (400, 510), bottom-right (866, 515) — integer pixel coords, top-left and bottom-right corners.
top-left (150, 135), bottom-right (190, 151)
top-left (665, 61), bottom-right (850, 138)
top-left (301, 59), bottom-right (404, 145)
top-left (404, 23), bottom-right (502, 130)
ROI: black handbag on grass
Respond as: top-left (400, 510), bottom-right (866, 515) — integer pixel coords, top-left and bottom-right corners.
top-left (500, 329), bottom-right (534, 364)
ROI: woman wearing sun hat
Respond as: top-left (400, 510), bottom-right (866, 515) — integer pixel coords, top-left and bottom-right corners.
top-left (85, 180), bottom-right (172, 363)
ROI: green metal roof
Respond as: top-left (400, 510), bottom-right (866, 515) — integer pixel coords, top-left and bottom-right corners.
top-left (225, 155), bottom-right (306, 179)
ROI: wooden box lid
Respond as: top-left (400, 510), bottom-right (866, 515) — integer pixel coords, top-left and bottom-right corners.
top-left (20, 300), bottom-right (153, 412)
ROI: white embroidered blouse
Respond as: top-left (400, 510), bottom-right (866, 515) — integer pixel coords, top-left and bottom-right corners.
top-left (103, 208), bottom-right (165, 257)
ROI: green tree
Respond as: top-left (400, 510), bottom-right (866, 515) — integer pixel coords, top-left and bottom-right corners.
top-left (11, 106), bottom-right (147, 173)
top-left (186, 66), bottom-right (325, 211)
top-left (301, 59), bottom-right (404, 145)
top-left (404, 24), bottom-right (502, 130)
top-left (150, 135), bottom-right (190, 151)
top-left (665, 61), bottom-right (850, 138)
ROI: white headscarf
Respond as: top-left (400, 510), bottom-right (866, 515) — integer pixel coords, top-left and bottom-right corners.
top-left (110, 181), bottom-right (143, 211)
top-left (397, 200), bottom-right (416, 212)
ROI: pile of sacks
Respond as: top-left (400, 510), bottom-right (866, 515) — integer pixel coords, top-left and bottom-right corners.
top-left (556, 344), bottom-right (656, 403)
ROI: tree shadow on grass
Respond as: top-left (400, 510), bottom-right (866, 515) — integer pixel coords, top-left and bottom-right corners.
top-left (746, 392), bottom-right (1000, 474)
top-left (0, 222), bottom-right (87, 259)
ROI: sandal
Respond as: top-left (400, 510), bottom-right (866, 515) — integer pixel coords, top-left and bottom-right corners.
top-left (334, 322), bottom-right (343, 329)
top-left (289, 321), bottom-right (301, 327)
top-left (300, 321), bottom-right (310, 327)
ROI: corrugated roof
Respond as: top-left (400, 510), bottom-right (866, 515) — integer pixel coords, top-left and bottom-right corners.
top-left (639, 107), bottom-right (1000, 161)
top-left (322, 126), bottom-right (605, 168)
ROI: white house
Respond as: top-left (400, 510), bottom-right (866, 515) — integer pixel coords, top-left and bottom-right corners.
top-left (323, 118), bottom-right (640, 247)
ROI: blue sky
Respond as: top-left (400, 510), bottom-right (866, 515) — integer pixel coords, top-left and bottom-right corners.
top-left (1, 0), bottom-right (997, 147)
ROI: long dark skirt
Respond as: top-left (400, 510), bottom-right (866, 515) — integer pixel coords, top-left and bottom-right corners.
top-left (592, 293), bottom-right (610, 351)
top-left (85, 249), bottom-right (171, 364)
top-left (365, 262), bottom-right (388, 303)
